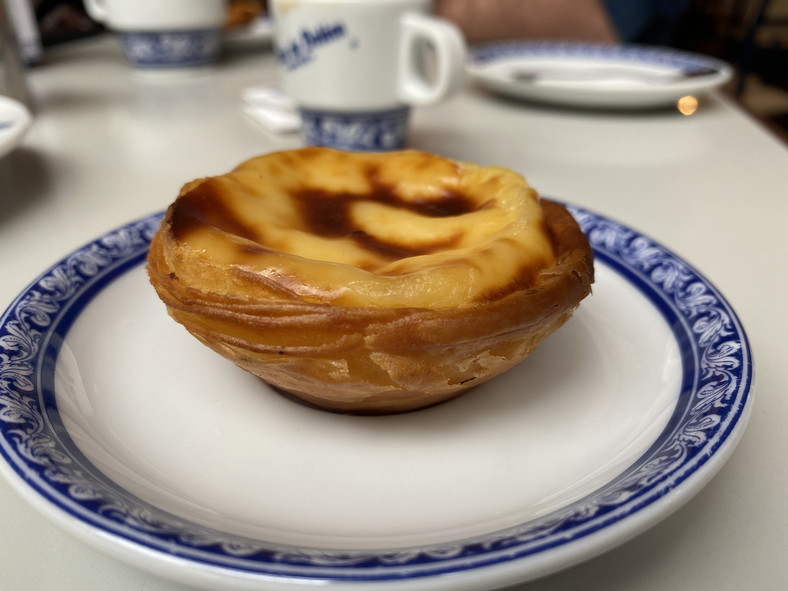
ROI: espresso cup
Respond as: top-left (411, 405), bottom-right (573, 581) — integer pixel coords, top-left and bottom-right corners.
top-left (271, 0), bottom-right (467, 151)
top-left (84, 0), bottom-right (227, 71)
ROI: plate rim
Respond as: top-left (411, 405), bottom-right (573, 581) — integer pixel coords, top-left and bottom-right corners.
top-left (0, 204), bottom-right (754, 589)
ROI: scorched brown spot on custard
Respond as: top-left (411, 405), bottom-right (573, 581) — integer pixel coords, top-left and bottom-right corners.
top-left (169, 179), bottom-right (259, 243)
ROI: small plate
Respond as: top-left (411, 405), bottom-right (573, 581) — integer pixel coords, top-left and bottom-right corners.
top-left (468, 42), bottom-right (733, 109)
top-left (0, 95), bottom-right (32, 158)
top-left (0, 205), bottom-right (753, 590)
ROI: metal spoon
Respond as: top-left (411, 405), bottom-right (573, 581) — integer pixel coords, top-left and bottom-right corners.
top-left (511, 65), bottom-right (719, 85)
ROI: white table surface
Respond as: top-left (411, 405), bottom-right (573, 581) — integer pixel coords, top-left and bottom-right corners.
top-left (1, 35), bottom-right (786, 591)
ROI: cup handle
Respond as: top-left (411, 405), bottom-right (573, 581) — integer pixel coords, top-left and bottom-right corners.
top-left (83, 0), bottom-right (109, 23)
top-left (397, 13), bottom-right (467, 106)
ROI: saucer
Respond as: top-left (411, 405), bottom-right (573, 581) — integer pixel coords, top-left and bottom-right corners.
top-left (0, 204), bottom-right (753, 590)
top-left (0, 95), bottom-right (32, 158)
top-left (468, 42), bottom-right (733, 109)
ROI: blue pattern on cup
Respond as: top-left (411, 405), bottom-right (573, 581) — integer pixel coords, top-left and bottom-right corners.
top-left (119, 29), bottom-right (221, 68)
top-left (300, 107), bottom-right (410, 151)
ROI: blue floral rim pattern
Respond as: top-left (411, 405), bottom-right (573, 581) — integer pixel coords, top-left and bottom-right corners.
top-left (470, 41), bottom-right (726, 76)
top-left (119, 29), bottom-right (221, 68)
top-left (0, 205), bottom-right (753, 584)
top-left (300, 107), bottom-right (411, 152)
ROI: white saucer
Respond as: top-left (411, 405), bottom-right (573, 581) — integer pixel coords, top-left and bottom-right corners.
top-left (468, 42), bottom-right (733, 109)
top-left (0, 95), bottom-right (32, 158)
top-left (0, 204), bottom-right (753, 590)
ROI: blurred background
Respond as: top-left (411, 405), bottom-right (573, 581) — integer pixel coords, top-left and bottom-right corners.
top-left (671, 0), bottom-right (788, 143)
top-left (12, 0), bottom-right (788, 142)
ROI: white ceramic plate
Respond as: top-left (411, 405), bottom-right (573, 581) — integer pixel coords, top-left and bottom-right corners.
top-left (0, 205), bottom-right (753, 590)
top-left (0, 95), bottom-right (32, 158)
top-left (468, 42), bottom-right (733, 109)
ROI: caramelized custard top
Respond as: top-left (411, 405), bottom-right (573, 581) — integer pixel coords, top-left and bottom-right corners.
top-left (163, 148), bottom-right (557, 308)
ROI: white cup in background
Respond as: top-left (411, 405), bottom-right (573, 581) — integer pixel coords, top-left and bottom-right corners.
top-left (84, 0), bottom-right (228, 71)
top-left (271, 0), bottom-right (467, 151)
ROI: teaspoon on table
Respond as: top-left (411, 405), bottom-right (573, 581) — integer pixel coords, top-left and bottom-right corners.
top-left (510, 65), bottom-right (719, 85)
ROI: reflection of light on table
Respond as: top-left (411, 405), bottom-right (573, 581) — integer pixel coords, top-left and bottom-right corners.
top-left (677, 95), bottom-right (699, 116)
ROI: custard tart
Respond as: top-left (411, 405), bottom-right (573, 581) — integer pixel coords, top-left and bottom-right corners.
top-left (147, 148), bottom-right (594, 413)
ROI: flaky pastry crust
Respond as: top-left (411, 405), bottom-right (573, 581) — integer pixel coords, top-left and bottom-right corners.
top-left (147, 148), bottom-right (594, 414)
